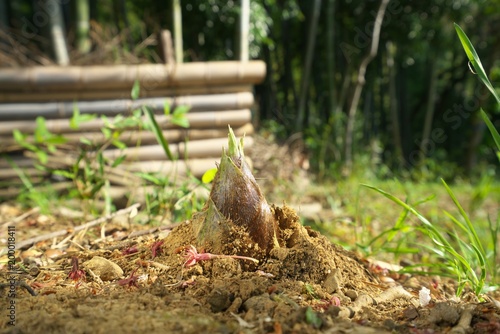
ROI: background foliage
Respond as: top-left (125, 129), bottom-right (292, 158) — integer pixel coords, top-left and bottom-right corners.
top-left (1, 0), bottom-right (499, 179)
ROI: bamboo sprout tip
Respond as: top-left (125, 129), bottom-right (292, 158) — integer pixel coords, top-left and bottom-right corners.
top-left (227, 125), bottom-right (241, 157)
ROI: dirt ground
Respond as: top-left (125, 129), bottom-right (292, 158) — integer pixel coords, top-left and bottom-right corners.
top-left (1, 199), bottom-right (499, 334)
top-left (1, 136), bottom-right (499, 334)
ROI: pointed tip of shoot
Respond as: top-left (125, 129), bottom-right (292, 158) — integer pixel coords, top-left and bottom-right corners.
top-left (227, 125), bottom-right (245, 159)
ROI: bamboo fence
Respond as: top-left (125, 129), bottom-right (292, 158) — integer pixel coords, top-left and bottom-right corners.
top-left (0, 60), bottom-right (265, 199)
top-left (0, 61), bottom-right (266, 92)
top-left (0, 92), bottom-right (254, 120)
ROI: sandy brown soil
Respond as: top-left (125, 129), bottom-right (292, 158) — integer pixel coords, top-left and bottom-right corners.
top-left (1, 200), bottom-right (499, 334)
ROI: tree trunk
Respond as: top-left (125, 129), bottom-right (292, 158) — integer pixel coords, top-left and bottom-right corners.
top-left (282, 16), bottom-right (297, 115)
top-left (172, 0), bottom-right (183, 63)
top-left (343, 0), bottom-right (389, 175)
top-left (238, 0), bottom-right (250, 61)
top-left (386, 41), bottom-right (403, 167)
top-left (75, 0), bottom-right (91, 54)
top-left (419, 59), bottom-right (438, 162)
top-left (0, 0), bottom-right (8, 29)
top-left (465, 113), bottom-right (486, 174)
top-left (326, 0), bottom-right (337, 125)
top-left (296, 0), bottom-right (322, 131)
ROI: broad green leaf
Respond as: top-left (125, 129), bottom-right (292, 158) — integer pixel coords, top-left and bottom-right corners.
top-left (13, 129), bottom-right (26, 143)
top-left (80, 138), bottom-right (92, 145)
top-left (172, 105), bottom-right (191, 128)
top-left (131, 80), bottom-right (140, 100)
top-left (35, 117), bottom-right (48, 143)
top-left (305, 307), bottom-right (322, 328)
top-left (36, 150), bottom-right (48, 164)
top-left (164, 102), bottom-right (171, 115)
top-left (70, 104), bottom-right (96, 130)
top-left (44, 135), bottom-right (67, 145)
top-left (53, 169), bottom-right (75, 179)
top-left (112, 139), bottom-right (127, 149)
top-left (70, 104), bottom-right (80, 129)
top-left (172, 115), bottom-right (190, 128)
top-left (132, 108), bottom-right (142, 118)
top-left (111, 154), bottom-right (127, 167)
top-left (13, 130), bottom-right (37, 152)
top-left (136, 172), bottom-right (163, 185)
top-left (202, 167), bottom-right (218, 184)
top-left (173, 105), bottom-right (190, 116)
top-left (102, 127), bottom-right (112, 139)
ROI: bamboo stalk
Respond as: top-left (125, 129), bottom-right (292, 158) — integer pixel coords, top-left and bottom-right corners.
top-left (0, 61), bottom-right (266, 91)
top-left (0, 156), bottom-right (35, 168)
top-left (0, 167), bottom-right (47, 179)
top-left (159, 30), bottom-right (175, 64)
top-left (0, 84), bottom-right (252, 103)
top-left (0, 181), bottom-right (72, 198)
top-left (0, 135), bottom-right (254, 180)
top-left (0, 109), bottom-right (251, 136)
top-left (0, 92), bottom-right (254, 120)
top-left (124, 158), bottom-right (221, 178)
top-left (103, 136), bottom-right (254, 161)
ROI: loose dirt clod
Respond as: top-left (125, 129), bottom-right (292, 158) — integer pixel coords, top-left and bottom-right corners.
top-left (83, 256), bottom-right (123, 281)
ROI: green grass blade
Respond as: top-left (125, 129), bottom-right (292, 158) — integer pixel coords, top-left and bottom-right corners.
top-left (480, 109), bottom-right (500, 153)
top-left (487, 215), bottom-right (499, 280)
top-left (470, 243), bottom-right (487, 294)
top-left (131, 80), bottom-right (140, 100)
top-left (454, 23), bottom-right (500, 104)
top-left (441, 179), bottom-right (485, 257)
top-left (362, 184), bottom-right (448, 245)
top-left (142, 106), bottom-right (174, 160)
top-left (364, 183), bottom-right (487, 295)
top-left (443, 210), bottom-right (469, 234)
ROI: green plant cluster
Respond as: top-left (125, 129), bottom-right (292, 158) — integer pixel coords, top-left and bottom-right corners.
top-left (8, 81), bottom-right (208, 223)
top-left (358, 24), bottom-right (500, 297)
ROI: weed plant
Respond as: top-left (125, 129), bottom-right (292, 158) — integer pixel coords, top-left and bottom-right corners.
top-left (10, 80), bottom-right (208, 222)
top-left (360, 24), bottom-right (500, 296)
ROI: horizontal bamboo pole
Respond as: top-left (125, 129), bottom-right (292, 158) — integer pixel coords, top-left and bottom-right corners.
top-left (0, 167), bottom-right (46, 179)
top-left (0, 123), bottom-right (254, 149)
top-left (124, 158), bottom-right (219, 178)
top-left (0, 109), bottom-right (251, 136)
top-left (0, 167), bottom-right (209, 198)
top-left (0, 155), bottom-right (34, 168)
top-left (0, 84), bottom-right (253, 103)
top-left (103, 136), bottom-right (254, 161)
top-left (0, 61), bottom-right (266, 91)
top-left (0, 156), bottom-right (235, 197)
top-left (0, 92), bottom-right (254, 120)
top-left (0, 181), bottom-right (72, 199)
